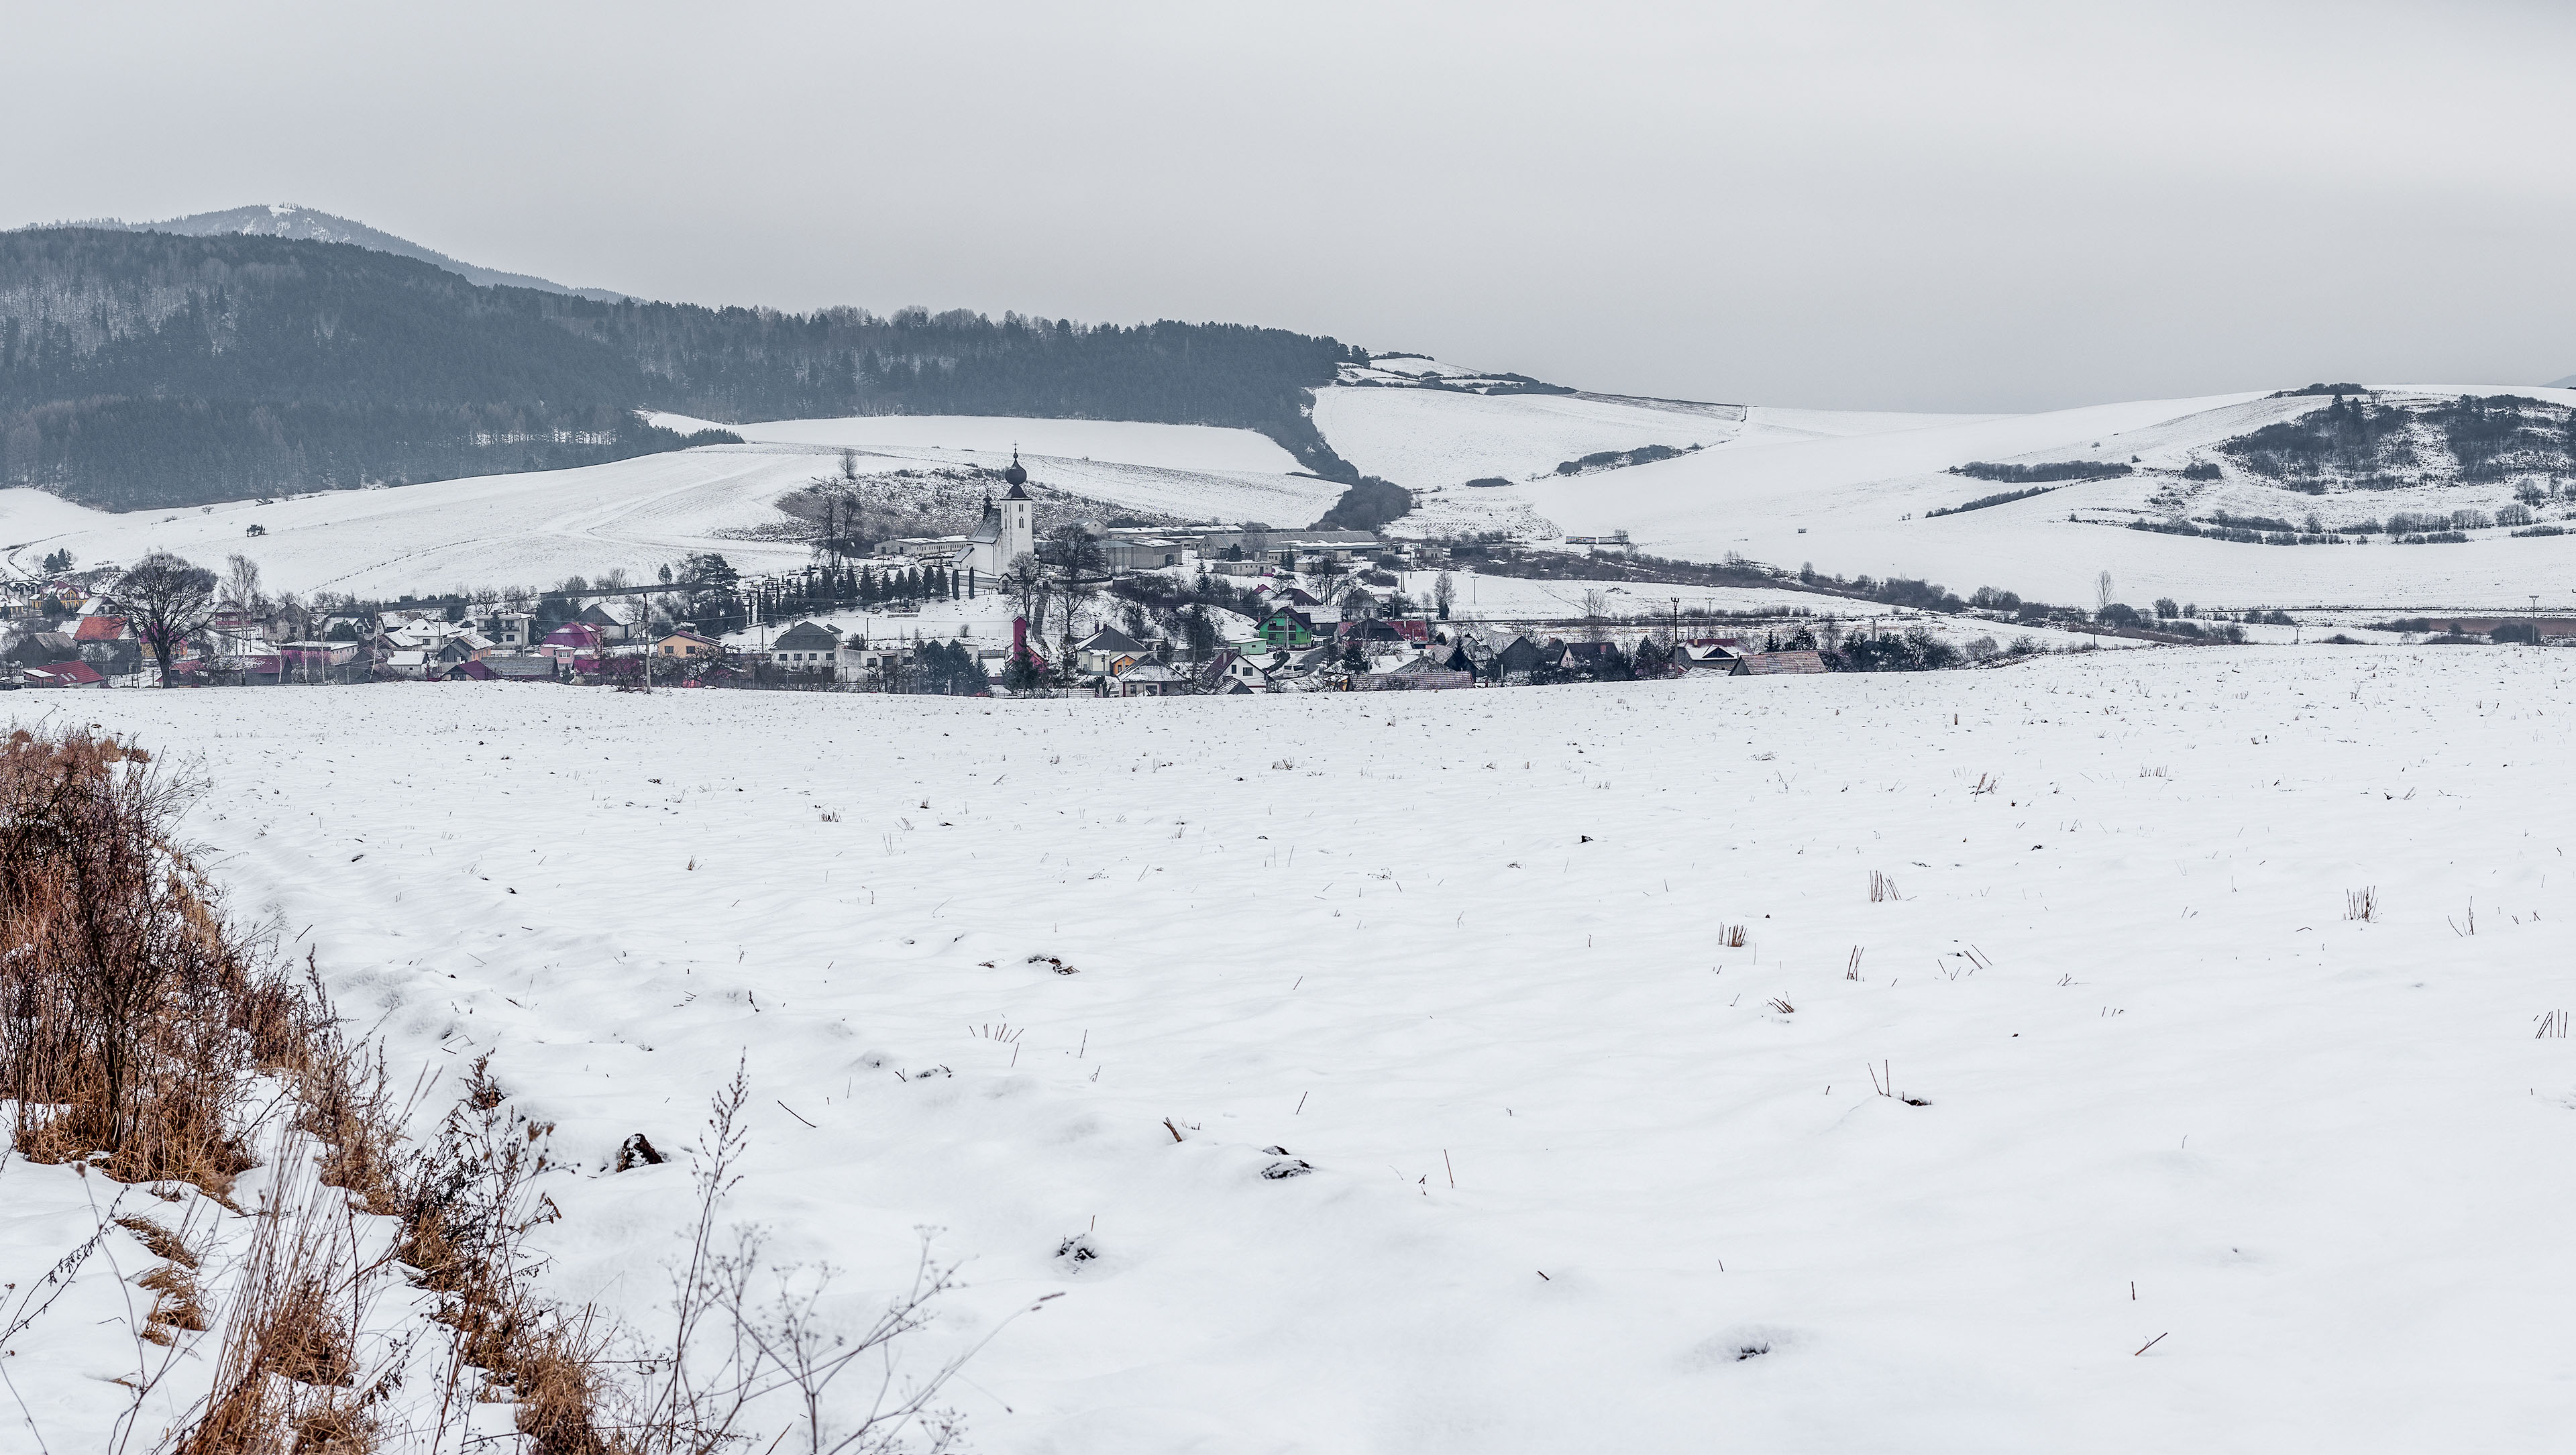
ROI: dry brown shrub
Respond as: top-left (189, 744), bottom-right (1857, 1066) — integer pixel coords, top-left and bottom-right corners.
top-left (139, 1260), bottom-right (209, 1340)
top-left (0, 726), bottom-right (264, 1194)
top-left (118, 1212), bottom-right (203, 1268)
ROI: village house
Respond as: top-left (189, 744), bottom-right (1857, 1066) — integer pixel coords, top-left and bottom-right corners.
top-left (276, 641), bottom-right (363, 678)
top-left (485, 611), bottom-right (539, 649)
top-left (19, 630), bottom-right (78, 663)
top-left (1338, 617), bottom-right (1430, 648)
top-left (1259, 585), bottom-right (1333, 619)
top-left (657, 627), bottom-right (724, 660)
top-left (847, 641), bottom-right (910, 679)
top-left (575, 601), bottom-right (634, 643)
top-left (21, 661), bottom-right (106, 688)
top-left (1112, 661), bottom-right (1191, 696)
top-left (1244, 606), bottom-right (1319, 653)
top-left (450, 653), bottom-right (559, 682)
top-left (1193, 649), bottom-right (1247, 692)
top-left (1411, 641), bottom-right (1477, 676)
top-left (764, 621), bottom-right (844, 672)
top-left (1675, 638), bottom-right (1746, 673)
top-left (1731, 649), bottom-right (1829, 676)
top-left (1483, 633), bottom-right (1548, 684)
top-left (539, 621), bottom-right (604, 663)
top-left (1556, 641), bottom-right (1620, 676)
top-left (1074, 627), bottom-right (1148, 676)
top-left (1386, 656), bottom-right (1474, 690)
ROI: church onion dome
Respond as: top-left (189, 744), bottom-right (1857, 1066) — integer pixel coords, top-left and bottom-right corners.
top-left (1004, 447), bottom-right (1028, 488)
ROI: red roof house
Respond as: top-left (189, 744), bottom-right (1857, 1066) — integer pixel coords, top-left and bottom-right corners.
top-left (73, 615), bottom-right (128, 643)
top-left (23, 661), bottom-right (106, 688)
top-left (540, 622), bottom-right (603, 657)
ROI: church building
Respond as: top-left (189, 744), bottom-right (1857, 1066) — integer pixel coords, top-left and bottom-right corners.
top-left (955, 451), bottom-right (1038, 577)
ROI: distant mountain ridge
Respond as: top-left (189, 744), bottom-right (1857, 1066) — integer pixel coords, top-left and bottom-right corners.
top-left (2552, 374), bottom-right (2576, 389)
top-left (46, 203), bottom-right (630, 303)
top-left (0, 227), bottom-right (1370, 510)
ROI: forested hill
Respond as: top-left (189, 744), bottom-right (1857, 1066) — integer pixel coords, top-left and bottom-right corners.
top-left (0, 228), bottom-right (1366, 510)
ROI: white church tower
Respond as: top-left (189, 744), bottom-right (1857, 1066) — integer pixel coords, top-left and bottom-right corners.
top-left (957, 449), bottom-right (1038, 576)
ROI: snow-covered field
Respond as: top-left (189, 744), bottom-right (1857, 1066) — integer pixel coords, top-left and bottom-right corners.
top-left (0, 416), bottom-right (1342, 598)
top-left (1430, 384), bottom-right (2576, 611)
top-left (646, 413), bottom-right (1301, 477)
top-left (1309, 380), bottom-right (1985, 494)
top-left (14, 376), bottom-right (2575, 615)
top-left (11, 646), bottom-right (2576, 1452)
top-left (647, 413), bottom-right (1344, 531)
top-left (1310, 387), bottom-right (1742, 489)
top-left (0, 448), bottom-right (832, 597)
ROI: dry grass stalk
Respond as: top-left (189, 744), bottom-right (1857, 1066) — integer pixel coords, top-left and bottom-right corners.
top-left (1717, 924), bottom-right (1747, 949)
top-left (2345, 886), bottom-right (2377, 922)
top-left (117, 1213), bottom-right (202, 1268)
top-left (173, 1151), bottom-right (400, 1455)
top-left (125, 1211), bottom-right (211, 1344)
top-left (1869, 870), bottom-right (1901, 904)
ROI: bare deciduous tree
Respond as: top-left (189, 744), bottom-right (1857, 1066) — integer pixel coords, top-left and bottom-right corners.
top-left (1040, 525), bottom-right (1108, 634)
top-left (219, 554), bottom-right (266, 613)
top-left (114, 552), bottom-right (218, 688)
top-left (1002, 551), bottom-right (1050, 640)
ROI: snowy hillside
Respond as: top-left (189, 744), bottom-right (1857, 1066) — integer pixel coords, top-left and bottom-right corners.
top-left (0, 418), bottom-right (1346, 597)
top-left (0, 447), bottom-right (828, 597)
top-left (646, 413), bottom-right (1341, 525)
top-left (653, 413), bottom-right (1302, 478)
top-left (15, 647), bottom-right (2576, 1452)
top-left (1309, 362), bottom-right (1987, 496)
top-left (1420, 386), bottom-right (2576, 610)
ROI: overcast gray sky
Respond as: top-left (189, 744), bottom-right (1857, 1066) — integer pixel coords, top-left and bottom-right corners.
top-left (9, 0), bottom-right (2573, 411)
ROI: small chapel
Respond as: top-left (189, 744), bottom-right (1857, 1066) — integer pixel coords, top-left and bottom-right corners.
top-left (955, 450), bottom-right (1037, 576)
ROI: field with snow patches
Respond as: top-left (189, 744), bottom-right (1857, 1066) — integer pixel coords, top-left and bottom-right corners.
top-left (1428, 384), bottom-right (2576, 612)
top-left (8, 648), bottom-right (2575, 1452)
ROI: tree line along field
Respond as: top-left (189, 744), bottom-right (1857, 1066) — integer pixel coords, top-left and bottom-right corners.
top-left (5, 646), bottom-right (2573, 1452)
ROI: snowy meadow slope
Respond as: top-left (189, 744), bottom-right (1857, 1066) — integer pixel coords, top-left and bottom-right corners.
top-left (0, 417), bottom-right (1338, 596)
top-left (1444, 384), bottom-right (2576, 611)
top-left (16, 366), bottom-right (2576, 617)
top-left (13, 649), bottom-right (2576, 1452)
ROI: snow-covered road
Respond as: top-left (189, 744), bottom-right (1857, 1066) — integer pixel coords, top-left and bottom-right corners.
top-left (13, 647), bottom-right (2576, 1452)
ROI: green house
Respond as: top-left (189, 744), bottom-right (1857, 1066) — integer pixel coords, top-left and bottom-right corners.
top-left (1247, 606), bottom-right (1318, 651)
